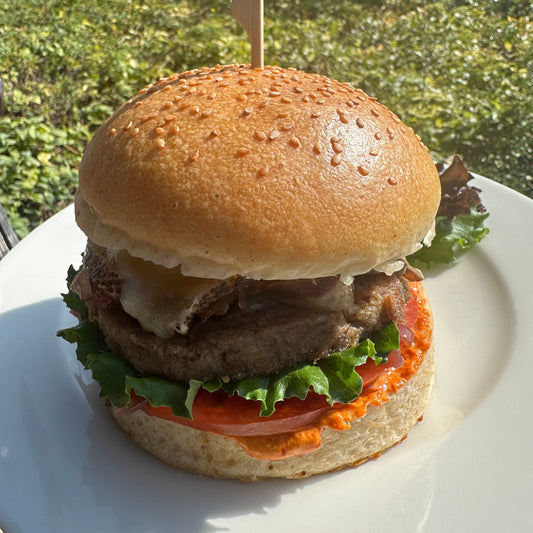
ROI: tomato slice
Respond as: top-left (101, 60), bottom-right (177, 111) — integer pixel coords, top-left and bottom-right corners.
top-left (355, 348), bottom-right (403, 387)
top-left (134, 292), bottom-right (419, 437)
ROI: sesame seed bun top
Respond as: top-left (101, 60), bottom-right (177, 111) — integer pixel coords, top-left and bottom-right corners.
top-left (75, 64), bottom-right (441, 279)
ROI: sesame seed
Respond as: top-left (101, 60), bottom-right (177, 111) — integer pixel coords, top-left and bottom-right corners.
top-left (371, 108), bottom-right (380, 117)
top-left (332, 142), bottom-right (343, 154)
top-left (243, 107), bottom-right (253, 116)
top-left (330, 136), bottom-right (341, 143)
top-left (356, 118), bottom-right (365, 128)
top-left (375, 132), bottom-right (382, 140)
top-left (269, 130), bottom-right (280, 140)
top-left (331, 153), bottom-right (342, 166)
top-left (269, 91), bottom-right (281, 97)
top-left (386, 126), bottom-right (394, 135)
top-left (188, 149), bottom-right (199, 161)
top-left (208, 92), bottom-right (217, 100)
top-left (293, 87), bottom-right (303, 94)
top-left (200, 109), bottom-right (212, 118)
top-left (163, 85), bottom-right (171, 92)
top-left (134, 101), bottom-right (143, 108)
top-left (277, 111), bottom-right (289, 118)
top-left (289, 136), bottom-right (301, 148)
top-left (109, 128), bottom-right (117, 136)
top-left (190, 106), bottom-right (200, 115)
top-left (124, 121), bottom-right (133, 131)
top-left (369, 149), bottom-right (379, 156)
top-left (156, 138), bottom-right (165, 149)
top-left (358, 165), bottom-right (370, 176)
top-left (313, 142), bottom-right (323, 155)
top-left (317, 99), bottom-right (326, 105)
top-left (388, 176), bottom-right (398, 185)
top-left (155, 127), bottom-right (164, 135)
top-left (164, 114), bottom-right (177, 123)
top-left (170, 124), bottom-right (179, 134)
top-left (132, 127), bottom-right (139, 136)
top-left (236, 147), bottom-right (251, 157)
top-left (236, 93), bottom-right (248, 102)
top-left (280, 122), bottom-right (294, 132)
top-left (254, 131), bottom-right (267, 141)
top-left (310, 111), bottom-right (321, 118)
top-left (302, 96), bottom-right (311, 103)
top-left (339, 113), bottom-right (349, 124)
top-left (346, 100), bottom-right (354, 108)
top-left (281, 96), bottom-right (292, 104)
top-left (257, 165), bottom-right (269, 177)
top-left (208, 129), bottom-right (219, 138)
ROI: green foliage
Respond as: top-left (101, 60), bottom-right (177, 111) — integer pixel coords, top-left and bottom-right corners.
top-left (0, 0), bottom-right (531, 236)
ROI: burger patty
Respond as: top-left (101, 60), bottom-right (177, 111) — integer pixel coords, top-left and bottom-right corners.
top-left (72, 246), bottom-right (413, 382)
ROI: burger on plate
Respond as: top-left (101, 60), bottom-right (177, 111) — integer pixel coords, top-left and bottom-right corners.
top-left (60, 64), bottom-right (441, 480)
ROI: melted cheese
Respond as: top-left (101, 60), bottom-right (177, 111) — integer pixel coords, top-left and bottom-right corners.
top-left (113, 249), bottom-right (224, 338)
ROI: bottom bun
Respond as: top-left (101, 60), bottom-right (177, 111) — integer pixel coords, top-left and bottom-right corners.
top-left (112, 343), bottom-right (434, 481)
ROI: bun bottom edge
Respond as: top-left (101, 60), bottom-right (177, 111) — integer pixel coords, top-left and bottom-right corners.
top-left (111, 344), bottom-right (434, 481)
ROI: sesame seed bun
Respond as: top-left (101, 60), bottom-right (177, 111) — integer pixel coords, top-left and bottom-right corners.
top-left (75, 64), bottom-right (441, 279)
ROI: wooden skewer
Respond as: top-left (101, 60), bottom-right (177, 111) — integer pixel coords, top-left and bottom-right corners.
top-left (232, 0), bottom-right (264, 68)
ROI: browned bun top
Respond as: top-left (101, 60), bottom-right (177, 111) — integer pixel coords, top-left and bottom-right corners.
top-left (75, 64), bottom-right (441, 279)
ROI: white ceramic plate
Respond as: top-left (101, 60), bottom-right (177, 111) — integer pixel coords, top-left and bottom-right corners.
top-left (0, 176), bottom-right (532, 533)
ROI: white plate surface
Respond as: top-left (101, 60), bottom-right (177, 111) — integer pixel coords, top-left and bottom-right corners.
top-left (0, 175), bottom-right (532, 533)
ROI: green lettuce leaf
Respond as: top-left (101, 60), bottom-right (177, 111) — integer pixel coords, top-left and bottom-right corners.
top-left (60, 264), bottom-right (89, 321)
top-left (408, 208), bottom-right (489, 269)
top-left (57, 267), bottom-right (400, 419)
top-left (209, 337), bottom-right (385, 416)
top-left (57, 320), bottom-right (108, 366)
top-left (87, 351), bottom-right (138, 406)
top-left (407, 157), bottom-right (490, 270)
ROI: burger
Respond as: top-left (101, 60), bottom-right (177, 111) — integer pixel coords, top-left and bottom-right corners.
top-left (59, 64), bottom-right (441, 480)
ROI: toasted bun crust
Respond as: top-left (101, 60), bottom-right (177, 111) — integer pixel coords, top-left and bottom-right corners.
top-left (76, 64), bottom-right (441, 279)
top-left (112, 342), bottom-right (433, 481)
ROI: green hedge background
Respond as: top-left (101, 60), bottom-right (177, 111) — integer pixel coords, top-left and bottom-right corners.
top-left (0, 0), bottom-right (531, 237)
